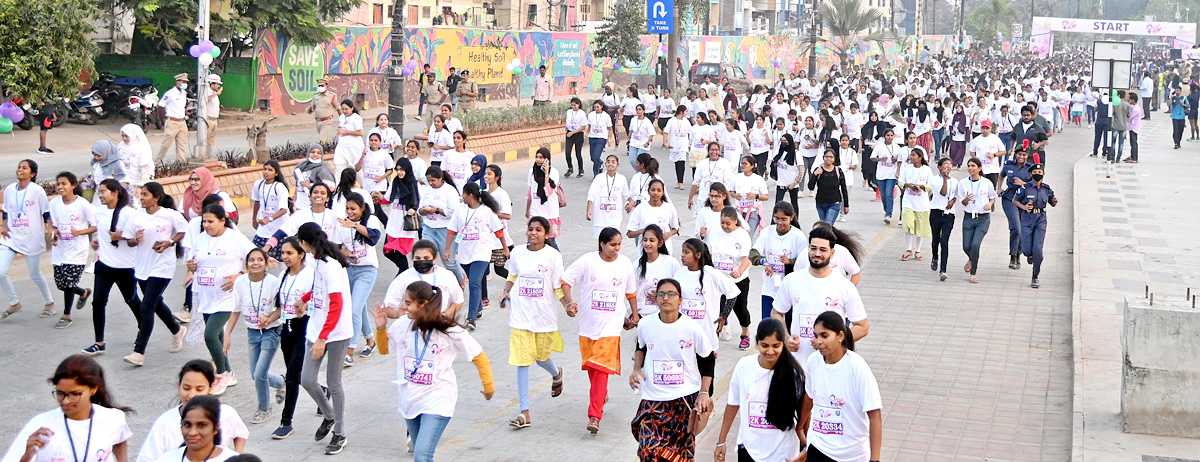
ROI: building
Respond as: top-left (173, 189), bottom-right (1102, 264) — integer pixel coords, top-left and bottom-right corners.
top-left (338, 0), bottom-right (499, 27)
top-left (89, 0), bottom-right (134, 54)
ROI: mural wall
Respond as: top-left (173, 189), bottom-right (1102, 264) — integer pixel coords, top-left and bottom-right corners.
top-left (256, 27), bottom-right (391, 115)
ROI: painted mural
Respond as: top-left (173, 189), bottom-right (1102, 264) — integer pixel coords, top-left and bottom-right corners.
top-left (256, 27), bottom-right (392, 114)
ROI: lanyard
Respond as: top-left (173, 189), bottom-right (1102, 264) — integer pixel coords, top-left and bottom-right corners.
top-left (15, 183), bottom-right (29, 213)
top-left (312, 210), bottom-right (329, 232)
top-left (181, 445), bottom-right (216, 462)
top-left (280, 269), bottom-right (301, 314)
top-left (204, 232), bottom-right (220, 256)
top-left (462, 206), bottom-right (479, 231)
top-left (63, 406), bottom-right (94, 462)
top-left (250, 276), bottom-right (265, 326)
top-left (605, 174), bottom-right (617, 199)
top-left (416, 269), bottom-right (437, 287)
top-left (411, 329), bottom-right (432, 377)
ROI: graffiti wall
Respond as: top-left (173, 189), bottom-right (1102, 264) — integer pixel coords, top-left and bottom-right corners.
top-left (256, 27), bottom-right (392, 114)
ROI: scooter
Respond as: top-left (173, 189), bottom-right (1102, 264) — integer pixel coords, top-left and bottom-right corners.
top-left (127, 86), bottom-right (161, 130)
top-left (64, 92), bottom-right (107, 124)
top-left (12, 98), bottom-right (64, 130)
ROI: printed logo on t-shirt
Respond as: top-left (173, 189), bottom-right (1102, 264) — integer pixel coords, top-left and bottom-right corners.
top-left (824, 297), bottom-right (842, 310)
top-left (749, 401), bottom-right (777, 429)
top-left (652, 359), bottom-right (685, 385)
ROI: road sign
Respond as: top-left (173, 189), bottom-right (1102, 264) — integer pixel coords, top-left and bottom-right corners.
top-left (1012, 23), bottom-right (1023, 37)
top-left (647, 0), bottom-right (674, 34)
top-left (1091, 40), bottom-right (1134, 90)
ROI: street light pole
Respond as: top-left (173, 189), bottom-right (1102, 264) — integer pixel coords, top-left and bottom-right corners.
top-left (808, 7), bottom-right (819, 77)
top-left (195, 0), bottom-right (210, 161)
top-left (388, 0), bottom-right (406, 136)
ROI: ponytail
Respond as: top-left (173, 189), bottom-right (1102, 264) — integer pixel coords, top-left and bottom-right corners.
top-left (296, 222), bottom-right (351, 267)
top-left (99, 179), bottom-right (129, 247)
top-left (814, 310), bottom-right (855, 351)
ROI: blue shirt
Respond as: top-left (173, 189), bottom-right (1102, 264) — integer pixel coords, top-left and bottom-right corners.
top-left (1015, 182), bottom-right (1055, 210)
top-left (1000, 161), bottom-right (1032, 200)
top-left (1170, 96), bottom-right (1189, 120)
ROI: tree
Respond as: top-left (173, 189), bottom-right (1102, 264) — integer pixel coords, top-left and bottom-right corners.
top-left (0, 0), bottom-right (99, 104)
top-left (592, 1), bottom-right (646, 66)
top-left (817, 0), bottom-right (894, 69)
top-left (965, 0), bottom-right (1014, 49)
top-left (677, 0), bottom-right (710, 35)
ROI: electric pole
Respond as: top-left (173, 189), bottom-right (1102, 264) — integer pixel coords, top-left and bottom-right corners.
top-left (666, 1), bottom-right (678, 93)
top-left (195, 0), bottom-right (210, 160)
top-left (808, 7), bottom-right (820, 77)
top-left (388, 0), bottom-right (406, 139)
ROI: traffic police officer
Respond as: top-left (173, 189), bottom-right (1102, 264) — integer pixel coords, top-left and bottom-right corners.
top-left (308, 77), bottom-right (338, 144)
top-left (1014, 161), bottom-right (1056, 289)
top-left (999, 140), bottom-right (1033, 269)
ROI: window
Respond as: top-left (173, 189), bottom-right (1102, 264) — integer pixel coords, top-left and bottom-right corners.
top-left (527, 4), bottom-right (538, 26)
top-left (372, 4), bottom-right (384, 24)
top-left (422, 6), bottom-right (431, 18)
top-left (388, 6), bottom-right (393, 19)
top-left (582, 13), bottom-right (588, 21)
top-left (581, 3), bottom-right (590, 13)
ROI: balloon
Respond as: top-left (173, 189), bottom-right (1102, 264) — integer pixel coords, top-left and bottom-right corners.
top-left (189, 45), bottom-right (202, 58)
top-left (406, 60), bottom-right (417, 70)
top-left (0, 102), bottom-right (16, 118)
top-left (0, 117), bottom-right (11, 134)
top-left (512, 68), bottom-right (521, 76)
top-left (199, 53), bottom-right (214, 66)
top-left (199, 41), bottom-right (213, 53)
top-left (7, 108), bottom-right (22, 123)
top-left (209, 47), bottom-right (221, 58)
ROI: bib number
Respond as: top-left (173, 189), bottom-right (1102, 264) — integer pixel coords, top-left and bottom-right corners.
top-left (599, 197), bottom-right (619, 211)
top-left (11, 211), bottom-right (28, 228)
top-left (591, 290), bottom-right (618, 312)
top-left (403, 356), bottom-right (435, 385)
top-left (652, 360), bottom-right (685, 385)
top-left (517, 276), bottom-right (544, 298)
top-left (682, 298), bottom-right (706, 320)
top-left (749, 401), bottom-right (777, 429)
top-left (812, 405), bottom-right (845, 435)
top-left (713, 253), bottom-right (736, 272)
top-left (197, 267), bottom-right (217, 287)
top-left (794, 312), bottom-right (817, 338)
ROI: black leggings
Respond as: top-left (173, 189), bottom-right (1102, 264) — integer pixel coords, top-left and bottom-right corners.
top-left (373, 201), bottom-right (389, 227)
top-left (776, 187), bottom-right (799, 213)
top-left (565, 132), bottom-right (585, 171)
top-left (804, 445), bottom-right (839, 462)
top-left (720, 278), bottom-right (752, 329)
top-left (674, 160), bottom-right (686, 184)
top-left (384, 248), bottom-right (410, 277)
top-left (91, 262), bottom-right (140, 343)
top-left (482, 245), bottom-right (514, 302)
top-left (280, 317), bottom-right (309, 426)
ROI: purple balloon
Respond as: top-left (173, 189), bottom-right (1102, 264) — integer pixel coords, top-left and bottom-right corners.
top-left (0, 102), bottom-right (16, 118)
top-left (189, 45), bottom-right (202, 58)
top-left (199, 41), bottom-right (214, 53)
top-left (7, 108), bottom-right (23, 123)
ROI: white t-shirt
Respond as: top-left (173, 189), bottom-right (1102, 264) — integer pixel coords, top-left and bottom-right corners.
top-left (564, 108), bottom-right (588, 132)
top-left (929, 175), bottom-right (959, 212)
top-left (3, 406), bottom-right (131, 462)
top-left (695, 207), bottom-right (747, 239)
top-left (428, 129), bottom-right (453, 163)
top-left (728, 355), bottom-right (803, 462)
top-left (705, 227), bottom-right (752, 282)
top-left (626, 172), bottom-right (661, 206)
top-left (633, 255), bottom-right (682, 316)
top-left (635, 314), bottom-right (714, 401)
top-left (368, 126), bottom-right (402, 152)
top-left (872, 143), bottom-right (903, 180)
top-left (190, 230), bottom-right (255, 314)
top-left (796, 128), bottom-right (821, 158)
top-left (277, 208), bottom-right (344, 239)
top-left (689, 124), bottom-right (716, 152)
top-left (629, 116), bottom-right (655, 149)
top-left (489, 186), bottom-right (513, 247)
top-left (151, 447), bottom-right (239, 462)
top-left (753, 227), bottom-right (806, 298)
top-left (804, 351), bottom-right (883, 462)
top-left (384, 267), bottom-right (464, 315)
top-left (747, 127), bottom-right (771, 154)
top-left (718, 128), bottom-right (745, 163)
top-left (587, 111), bottom-right (612, 139)
top-left (419, 184), bottom-right (460, 229)
top-left (1, 182), bottom-right (50, 256)
top-left (587, 173), bottom-right (628, 236)
top-left (124, 207), bottom-right (188, 280)
top-left (136, 404), bottom-right (249, 462)
top-left (447, 204), bottom-right (503, 264)
top-left (388, 317), bottom-right (484, 419)
top-left (440, 150), bottom-right (474, 194)
top-left (562, 252), bottom-right (636, 340)
top-left (360, 149), bottom-right (394, 192)
top-left (234, 273), bottom-right (282, 328)
top-left (955, 177), bottom-right (998, 214)
top-left (94, 205), bottom-right (137, 269)
top-left (408, 156), bottom-right (429, 185)
top-left (691, 158), bottom-right (735, 193)
top-left (898, 164), bottom-right (933, 212)
top-left (772, 270), bottom-right (867, 370)
top-left (969, 134), bottom-right (1005, 174)
top-left (250, 180), bottom-right (290, 239)
top-left (626, 201), bottom-right (680, 253)
top-left (49, 196), bottom-right (97, 265)
top-left (729, 174), bottom-right (768, 212)
top-left (504, 245), bottom-right (565, 333)
top-left (306, 258), bottom-right (353, 342)
top-left (331, 215), bottom-right (383, 268)
top-left (665, 117), bottom-right (692, 158)
top-left (673, 266), bottom-right (740, 349)
top-left (276, 265), bottom-right (315, 320)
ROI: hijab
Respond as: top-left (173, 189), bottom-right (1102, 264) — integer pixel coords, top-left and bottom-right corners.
top-left (118, 124), bottom-right (152, 184)
top-left (91, 140), bottom-right (128, 183)
top-left (388, 158), bottom-right (419, 208)
top-left (466, 154), bottom-right (488, 190)
top-left (297, 144), bottom-right (336, 187)
top-left (181, 167), bottom-right (218, 219)
top-left (772, 133), bottom-right (797, 166)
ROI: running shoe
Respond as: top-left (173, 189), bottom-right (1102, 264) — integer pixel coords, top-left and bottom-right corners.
top-left (210, 375), bottom-right (229, 396)
top-left (81, 343), bottom-right (105, 355)
top-left (359, 344), bottom-right (376, 357)
top-left (170, 326), bottom-right (187, 353)
top-left (271, 425), bottom-right (295, 440)
top-left (225, 372), bottom-right (238, 387)
top-left (123, 352), bottom-right (144, 367)
top-left (252, 409), bottom-right (273, 425)
top-left (738, 336), bottom-right (750, 350)
top-left (344, 355), bottom-right (354, 367)
top-left (325, 434), bottom-right (347, 455)
top-left (38, 147), bottom-right (54, 153)
top-left (315, 418), bottom-right (335, 441)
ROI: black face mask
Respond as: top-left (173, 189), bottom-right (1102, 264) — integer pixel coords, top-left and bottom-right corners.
top-left (1031, 173), bottom-right (1044, 182)
top-left (413, 260), bottom-right (435, 274)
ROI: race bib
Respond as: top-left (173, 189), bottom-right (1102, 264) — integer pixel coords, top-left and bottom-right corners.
top-left (350, 244), bottom-right (368, 259)
top-left (812, 405), bottom-right (845, 435)
top-left (682, 298), bottom-right (706, 320)
top-left (57, 225), bottom-right (76, 241)
top-left (751, 139), bottom-right (766, 150)
top-left (738, 199), bottom-right (756, 209)
top-left (713, 253), bottom-right (736, 272)
top-left (462, 224), bottom-right (481, 241)
top-left (364, 166), bottom-right (384, 181)
top-left (794, 312), bottom-right (817, 338)
top-left (403, 356), bottom-right (435, 385)
top-left (197, 267), bottom-right (216, 287)
top-left (10, 211), bottom-right (28, 228)
top-left (517, 276), bottom-right (544, 297)
top-left (652, 360), bottom-right (685, 385)
top-left (749, 401), bottom-right (777, 429)
top-left (599, 197), bottom-right (619, 211)
top-left (591, 290), bottom-right (618, 312)
top-left (766, 255), bottom-right (785, 274)
top-left (244, 313), bottom-right (260, 325)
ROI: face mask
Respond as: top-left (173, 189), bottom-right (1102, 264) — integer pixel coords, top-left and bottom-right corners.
top-left (413, 260), bottom-right (435, 273)
top-left (1031, 173), bottom-right (1044, 182)
top-left (317, 86), bottom-right (326, 93)
top-left (178, 83), bottom-right (187, 90)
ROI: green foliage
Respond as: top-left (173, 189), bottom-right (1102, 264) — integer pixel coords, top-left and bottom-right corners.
top-left (965, 0), bottom-right (1014, 49)
top-left (0, 0), bottom-right (100, 104)
top-left (592, 1), bottom-right (646, 66)
top-left (459, 102), bottom-right (569, 136)
top-left (817, 0), bottom-right (893, 68)
top-left (677, 0), bottom-right (710, 34)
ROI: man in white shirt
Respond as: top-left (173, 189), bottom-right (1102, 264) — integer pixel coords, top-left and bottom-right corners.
top-left (157, 73), bottom-right (190, 162)
top-left (201, 74), bottom-right (223, 159)
top-left (1138, 71), bottom-right (1153, 120)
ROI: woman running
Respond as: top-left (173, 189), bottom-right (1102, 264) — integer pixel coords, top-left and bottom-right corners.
top-left (419, 166), bottom-right (465, 283)
top-left (485, 165), bottom-right (514, 308)
top-left (367, 113), bottom-right (402, 154)
top-left (3, 355), bottom-right (133, 462)
top-left (714, 318), bottom-right (805, 462)
top-left (446, 183), bottom-right (508, 331)
top-left (82, 179), bottom-right (141, 355)
top-left (802, 312), bottom-right (883, 462)
top-left (151, 396), bottom-right (241, 462)
top-left (999, 145), bottom-right (1032, 271)
top-left (898, 147), bottom-right (932, 261)
top-left (427, 115), bottom-right (453, 167)
top-left (627, 179), bottom-right (681, 253)
top-left (0, 160), bottom-right (55, 320)
top-left (956, 158), bottom-right (997, 284)
top-left (333, 193), bottom-right (382, 367)
top-left (263, 183), bottom-right (341, 257)
top-left (378, 158), bottom-right (420, 276)
top-left (187, 203), bottom-right (255, 394)
top-left (333, 99), bottom-right (364, 174)
top-left (138, 360), bottom-right (248, 462)
top-left (687, 113), bottom-right (717, 187)
top-left (771, 134), bottom-right (801, 211)
top-left (673, 238), bottom-right (739, 356)
top-left (500, 216), bottom-right (570, 428)
top-left (250, 160), bottom-right (291, 262)
top-left (729, 156), bottom-right (769, 241)
top-left (632, 225), bottom-right (680, 318)
top-left (359, 133), bottom-right (393, 224)
top-left (382, 240), bottom-right (465, 320)
top-left (626, 153), bottom-right (662, 210)
top-left (47, 172), bottom-right (97, 329)
top-left (587, 100), bottom-right (615, 177)
top-left (662, 105), bottom-right (691, 189)
top-left (630, 278), bottom-right (716, 462)
top-left (695, 182), bottom-right (745, 239)
top-left (704, 208), bottom-right (753, 349)
top-left (750, 202), bottom-right (805, 319)
top-left (330, 168), bottom-right (373, 218)
top-left (747, 115), bottom-right (772, 172)
top-left (718, 118), bottom-right (749, 166)
top-left (586, 155), bottom-right (629, 238)
top-left (271, 238), bottom-right (315, 439)
top-left (227, 248), bottom-right (286, 424)
top-left (561, 227), bottom-right (637, 434)
top-left (689, 142), bottom-right (735, 211)
top-left (123, 182), bottom-right (188, 367)
top-left (373, 281), bottom-right (494, 462)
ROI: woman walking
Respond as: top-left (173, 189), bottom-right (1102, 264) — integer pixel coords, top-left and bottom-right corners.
top-left (687, 113), bottom-right (717, 188)
top-left (729, 156), bottom-right (769, 240)
top-left (586, 155), bottom-right (629, 238)
top-left (629, 278), bottom-right (716, 462)
top-left (704, 208), bottom-right (753, 349)
top-left (673, 238), bottom-right (740, 354)
top-left (187, 204), bottom-right (255, 394)
top-left (150, 396), bottom-right (240, 462)
top-left (948, 103), bottom-right (969, 168)
top-left (378, 158), bottom-right (420, 276)
top-left (526, 148), bottom-right (562, 249)
top-left (689, 143), bottom-right (735, 212)
top-left (250, 160), bottom-right (290, 262)
top-left (228, 248), bottom-right (286, 424)
top-left (750, 202), bottom-right (805, 319)
top-left (445, 183), bottom-right (508, 331)
top-left (956, 158), bottom-right (997, 284)
top-left (48, 172), bottom-right (97, 329)
top-left (123, 182), bottom-right (188, 366)
top-left (870, 130), bottom-right (902, 224)
top-left (632, 225), bottom-right (680, 317)
top-left (771, 134), bottom-right (801, 212)
top-left (802, 312), bottom-right (883, 462)
top-left (293, 145), bottom-right (336, 211)
top-left (627, 179), bottom-right (681, 253)
top-left (587, 101), bottom-right (615, 177)
top-left (929, 157), bottom-right (958, 281)
top-left (138, 360), bottom-right (249, 462)
top-left (500, 216), bottom-right (569, 428)
top-left (807, 149), bottom-right (850, 223)
top-left (82, 179), bottom-right (141, 355)
top-left (419, 166), bottom-right (465, 282)
top-left (0, 160), bottom-right (55, 320)
top-left (334, 99), bottom-right (364, 174)
top-left (663, 106), bottom-right (692, 190)
top-left (270, 238), bottom-right (315, 440)
top-left (564, 97), bottom-right (588, 177)
top-left (333, 193), bottom-right (382, 367)
top-left (898, 147), bottom-right (932, 261)
top-left (713, 318), bottom-right (805, 462)
top-left (627, 153), bottom-right (662, 209)
top-left (999, 146), bottom-right (1032, 270)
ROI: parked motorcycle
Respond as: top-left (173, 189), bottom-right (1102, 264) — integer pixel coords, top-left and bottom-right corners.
top-left (127, 86), bottom-right (161, 130)
top-left (63, 91), bottom-right (108, 124)
top-left (12, 98), bottom-right (64, 130)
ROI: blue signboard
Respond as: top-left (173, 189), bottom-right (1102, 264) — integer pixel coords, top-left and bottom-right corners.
top-left (648, 0), bottom-right (674, 34)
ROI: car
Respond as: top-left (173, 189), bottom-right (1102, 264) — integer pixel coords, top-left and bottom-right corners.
top-left (689, 62), bottom-right (753, 93)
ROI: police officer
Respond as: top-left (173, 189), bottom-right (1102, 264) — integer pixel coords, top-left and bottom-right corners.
top-left (999, 141), bottom-right (1033, 270)
top-left (307, 77), bottom-right (338, 144)
top-left (1014, 162), bottom-right (1057, 289)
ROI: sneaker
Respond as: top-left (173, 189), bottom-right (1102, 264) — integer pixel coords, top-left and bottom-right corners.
top-left (173, 309), bottom-right (191, 324)
top-left (466, 319), bottom-right (477, 331)
top-left (586, 417), bottom-right (600, 434)
top-left (325, 434), bottom-right (347, 455)
top-left (721, 328), bottom-right (732, 342)
top-left (271, 425), bottom-right (295, 440)
top-left (252, 408), bottom-right (273, 425)
top-left (839, 215), bottom-right (848, 223)
top-left (275, 386), bottom-right (286, 404)
top-left (210, 375), bottom-right (229, 396)
top-left (315, 418), bottom-right (336, 441)
top-left (414, 115), bottom-right (422, 120)
top-left (930, 259), bottom-right (938, 272)
top-left (38, 146), bottom-right (54, 153)
top-left (939, 272), bottom-right (948, 281)
top-left (343, 355), bottom-right (354, 367)
top-left (359, 344), bottom-right (375, 358)
top-left (170, 326), bottom-right (187, 353)
top-left (1031, 277), bottom-right (1040, 289)
top-left (576, 171), bottom-right (584, 178)
top-left (1027, 255), bottom-right (1034, 264)
top-left (55, 317), bottom-right (73, 329)
top-left (565, 168), bottom-right (575, 177)
top-left (407, 436), bottom-right (413, 453)
top-left (883, 217), bottom-right (891, 225)
top-left (75, 288), bottom-right (91, 312)
top-left (225, 372), bottom-right (238, 387)
top-left (738, 335), bottom-right (750, 350)
top-left (81, 343), bottom-right (105, 356)
top-left (123, 352), bottom-right (144, 367)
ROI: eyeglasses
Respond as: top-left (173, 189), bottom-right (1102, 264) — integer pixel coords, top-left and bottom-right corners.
top-left (188, 177), bottom-right (201, 183)
top-left (655, 291), bottom-right (679, 299)
top-left (52, 389), bottom-right (86, 403)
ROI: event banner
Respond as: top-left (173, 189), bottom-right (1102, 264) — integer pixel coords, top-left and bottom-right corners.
top-left (1032, 16), bottom-right (1196, 47)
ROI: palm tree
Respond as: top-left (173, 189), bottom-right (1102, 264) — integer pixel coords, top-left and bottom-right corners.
top-left (817, 0), bottom-right (895, 69)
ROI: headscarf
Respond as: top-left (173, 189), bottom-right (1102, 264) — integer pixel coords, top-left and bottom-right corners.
top-left (772, 133), bottom-right (797, 166)
top-left (296, 144), bottom-right (336, 187)
top-left (388, 158), bottom-right (419, 209)
top-left (91, 140), bottom-right (127, 183)
top-left (118, 124), bottom-right (152, 185)
top-left (466, 154), bottom-right (488, 190)
top-left (181, 167), bottom-right (217, 219)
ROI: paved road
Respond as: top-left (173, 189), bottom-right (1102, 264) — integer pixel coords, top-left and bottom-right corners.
top-left (0, 121), bottom-right (1085, 460)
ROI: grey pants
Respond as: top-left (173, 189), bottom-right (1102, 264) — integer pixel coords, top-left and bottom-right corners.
top-left (302, 338), bottom-right (349, 435)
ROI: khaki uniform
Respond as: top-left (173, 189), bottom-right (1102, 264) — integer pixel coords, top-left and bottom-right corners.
top-left (424, 81), bottom-right (449, 121)
top-left (311, 93), bottom-right (338, 144)
top-left (456, 80), bottom-right (479, 114)
top-left (204, 118), bottom-right (218, 158)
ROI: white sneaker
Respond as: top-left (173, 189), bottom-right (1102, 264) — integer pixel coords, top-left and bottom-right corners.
top-left (721, 328), bottom-right (732, 341)
top-left (173, 310), bottom-right (191, 324)
top-left (170, 326), bottom-right (187, 353)
top-left (211, 375), bottom-right (229, 396)
top-left (226, 372), bottom-right (238, 387)
top-left (123, 352), bottom-right (144, 367)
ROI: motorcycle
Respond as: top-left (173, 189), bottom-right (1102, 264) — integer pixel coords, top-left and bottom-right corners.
top-left (63, 91), bottom-right (107, 124)
top-left (126, 86), bottom-right (161, 130)
top-left (185, 97), bottom-right (198, 131)
top-left (12, 98), bottom-right (64, 130)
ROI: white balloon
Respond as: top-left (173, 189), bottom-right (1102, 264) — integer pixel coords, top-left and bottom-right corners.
top-left (199, 53), bottom-right (214, 66)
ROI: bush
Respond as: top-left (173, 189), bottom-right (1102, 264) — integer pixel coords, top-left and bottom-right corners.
top-left (210, 141), bottom-right (334, 171)
top-left (460, 101), bottom-right (569, 136)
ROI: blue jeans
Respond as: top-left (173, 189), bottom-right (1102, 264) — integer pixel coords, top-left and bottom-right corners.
top-left (997, 132), bottom-right (1012, 158)
top-left (346, 265), bottom-right (378, 348)
top-left (932, 128), bottom-right (946, 158)
top-left (628, 146), bottom-right (649, 165)
top-left (420, 225), bottom-right (464, 282)
top-left (816, 202), bottom-right (842, 223)
top-left (247, 327), bottom-right (285, 411)
top-left (1001, 198), bottom-right (1022, 257)
top-left (1086, 106), bottom-right (1096, 124)
top-left (1109, 130), bottom-right (1127, 162)
top-left (589, 137), bottom-right (607, 176)
top-left (0, 244), bottom-right (53, 307)
top-left (961, 214), bottom-right (991, 275)
top-left (406, 414), bottom-right (452, 462)
top-left (877, 178), bottom-right (897, 218)
top-left (461, 260), bottom-right (488, 321)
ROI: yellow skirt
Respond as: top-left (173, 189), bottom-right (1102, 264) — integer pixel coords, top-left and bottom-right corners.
top-left (579, 336), bottom-right (622, 375)
top-left (508, 329), bottom-right (564, 366)
top-left (902, 208), bottom-right (933, 238)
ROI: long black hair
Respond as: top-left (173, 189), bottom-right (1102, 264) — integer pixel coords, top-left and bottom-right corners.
top-left (462, 183), bottom-right (500, 214)
top-left (181, 395), bottom-right (223, 447)
top-left (296, 222), bottom-right (351, 267)
top-left (50, 354), bottom-right (133, 413)
top-left (772, 201), bottom-right (802, 230)
top-left (425, 165), bottom-right (457, 192)
top-left (99, 179), bottom-right (129, 247)
top-left (757, 318), bottom-right (804, 431)
top-left (407, 281), bottom-right (458, 333)
top-left (814, 310), bottom-right (855, 351)
top-left (704, 182), bottom-right (733, 209)
top-left (637, 224), bottom-right (669, 279)
top-left (532, 147), bottom-right (556, 205)
top-left (262, 160), bottom-right (287, 185)
top-left (333, 167), bottom-right (357, 203)
top-left (681, 238), bottom-right (714, 293)
top-left (142, 182), bottom-right (176, 210)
